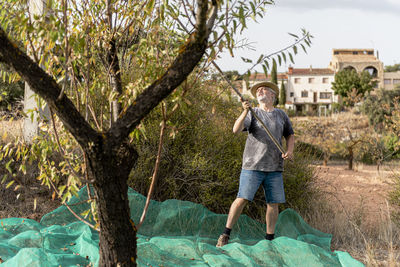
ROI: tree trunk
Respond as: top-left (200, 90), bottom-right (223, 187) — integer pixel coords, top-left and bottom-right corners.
top-left (107, 39), bottom-right (123, 124)
top-left (348, 147), bottom-right (353, 170)
top-left (86, 139), bottom-right (138, 267)
top-left (323, 153), bottom-right (329, 166)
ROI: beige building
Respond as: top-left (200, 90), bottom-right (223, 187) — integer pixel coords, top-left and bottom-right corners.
top-left (383, 71), bottom-right (400, 90)
top-left (328, 48), bottom-right (400, 91)
top-left (328, 48), bottom-right (383, 89)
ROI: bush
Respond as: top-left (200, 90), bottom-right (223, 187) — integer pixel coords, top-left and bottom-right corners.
top-left (129, 83), bottom-right (320, 222)
top-left (361, 88), bottom-right (400, 132)
top-left (280, 141), bottom-right (322, 213)
top-left (355, 133), bottom-right (399, 165)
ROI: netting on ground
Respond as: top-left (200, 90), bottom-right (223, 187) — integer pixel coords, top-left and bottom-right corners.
top-left (0, 186), bottom-right (364, 266)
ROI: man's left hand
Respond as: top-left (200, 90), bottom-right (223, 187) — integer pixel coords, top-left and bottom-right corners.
top-left (282, 151), bottom-right (293, 160)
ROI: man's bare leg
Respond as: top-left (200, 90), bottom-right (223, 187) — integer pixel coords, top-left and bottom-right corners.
top-left (226, 198), bottom-right (248, 229)
top-left (216, 198), bottom-right (248, 247)
top-left (266, 203), bottom-right (279, 237)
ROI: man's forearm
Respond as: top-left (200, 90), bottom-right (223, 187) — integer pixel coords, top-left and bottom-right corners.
top-left (286, 134), bottom-right (295, 152)
top-left (232, 110), bottom-right (248, 133)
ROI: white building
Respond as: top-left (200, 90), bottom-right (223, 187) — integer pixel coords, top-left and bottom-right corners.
top-left (286, 66), bottom-right (337, 116)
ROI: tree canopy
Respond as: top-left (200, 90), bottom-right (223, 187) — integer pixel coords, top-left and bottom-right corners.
top-left (385, 64), bottom-right (400, 72)
top-left (331, 69), bottom-right (377, 106)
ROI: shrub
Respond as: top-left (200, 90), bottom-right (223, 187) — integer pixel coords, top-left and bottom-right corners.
top-left (361, 88), bottom-right (400, 132)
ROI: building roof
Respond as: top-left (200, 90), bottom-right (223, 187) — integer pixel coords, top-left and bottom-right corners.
top-left (332, 48), bottom-right (374, 53)
top-left (383, 71), bottom-right (400, 79)
top-left (248, 73), bottom-right (288, 81)
top-left (331, 48), bottom-right (379, 63)
top-left (290, 68), bottom-right (334, 75)
top-left (332, 54), bottom-right (379, 63)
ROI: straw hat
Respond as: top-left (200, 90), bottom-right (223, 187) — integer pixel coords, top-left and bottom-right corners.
top-left (250, 82), bottom-right (279, 98)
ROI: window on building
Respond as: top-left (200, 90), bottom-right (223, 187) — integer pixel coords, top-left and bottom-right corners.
top-left (322, 78), bottom-right (329, 83)
top-left (290, 92), bottom-right (294, 97)
top-left (294, 78), bottom-right (301, 84)
top-left (301, 91), bottom-right (308, 98)
top-left (308, 78), bottom-right (315, 83)
top-left (334, 51), bottom-right (339, 55)
top-left (353, 51), bottom-right (358, 55)
top-left (320, 92), bottom-right (332, 99)
top-left (393, 79), bottom-right (400, 84)
top-left (368, 51), bottom-right (373, 55)
top-left (384, 79), bottom-right (392, 84)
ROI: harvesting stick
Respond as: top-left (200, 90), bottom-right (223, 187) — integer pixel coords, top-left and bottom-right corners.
top-left (210, 60), bottom-right (286, 154)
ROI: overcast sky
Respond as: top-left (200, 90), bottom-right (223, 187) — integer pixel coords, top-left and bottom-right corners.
top-left (215, 0), bottom-right (400, 74)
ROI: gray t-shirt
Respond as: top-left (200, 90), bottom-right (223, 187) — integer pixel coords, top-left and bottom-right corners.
top-left (242, 108), bottom-right (294, 172)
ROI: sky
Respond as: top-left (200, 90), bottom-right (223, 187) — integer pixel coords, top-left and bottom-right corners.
top-left (215, 0), bottom-right (400, 74)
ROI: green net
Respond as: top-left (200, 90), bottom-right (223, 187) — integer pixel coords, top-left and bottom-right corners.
top-left (0, 186), bottom-right (364, 266)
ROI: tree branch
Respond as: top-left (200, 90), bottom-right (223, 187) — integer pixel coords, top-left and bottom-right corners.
top-left (0, 27), bottom-right (99, 148)
top-left (108, 0), bottom-right (216, 142)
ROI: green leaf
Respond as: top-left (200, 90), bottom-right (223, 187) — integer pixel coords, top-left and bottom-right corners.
top-left (241, 57), bottom-right (252, 63)
top-left (19, 164), bottom-right (26, 175)
top-left (58, 185), bottom-right (66, 196)
top-left (6, 180), bottom-right (14, 189)
top-left (256, 54), bottom-right (264, 64)
top-left (293, 45), bottom-right (298, 55)
top-left (5, 159), bottom-right (13, 174)
top-left (301, 44), bottom-right (307, 54)
top-left (61, 191), bottom-right (70, 203)
top-left (146, 0), bottom-right (156, 14)
top-left (159, 3), bottom-right (165, 21)
top-left (263, 60), bottom-right (269, 70)
top-left (289, 53), bottom-right (294, 64)
top-left (81, 209), bottom-right (91, 219)
top-left (262, 65), bottom-right (268, 77)
top-left (250, 2), bottom-right (256, 14)
top-left (1, 174), bottom-right (7, 184)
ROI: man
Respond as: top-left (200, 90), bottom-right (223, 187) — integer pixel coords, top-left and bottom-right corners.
top-left (216, 81), bottom-right (294, 247)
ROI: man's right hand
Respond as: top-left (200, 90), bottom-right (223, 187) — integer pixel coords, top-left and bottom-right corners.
top-left (241, 100), bottom-right (250, 111)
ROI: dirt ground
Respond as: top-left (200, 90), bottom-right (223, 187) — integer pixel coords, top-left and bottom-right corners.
top-left (313, 161), bottom-right (398, 227)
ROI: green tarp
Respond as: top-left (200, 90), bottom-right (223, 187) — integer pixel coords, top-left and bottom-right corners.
top-left (0, 187), bottom-right (364, 266)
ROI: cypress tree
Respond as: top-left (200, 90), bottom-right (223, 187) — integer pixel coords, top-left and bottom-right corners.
top-left (279, 80), bottom-right (286, 106)
top-left (271, 61), bottom-right (278, 85)
top-left (271, 61), bottom-right (278, 105)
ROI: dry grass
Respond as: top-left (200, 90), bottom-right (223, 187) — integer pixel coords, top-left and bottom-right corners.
top-left (301, 191), bottom-right (400, 266)
top-left (0, 119), bottom-right (23, 143)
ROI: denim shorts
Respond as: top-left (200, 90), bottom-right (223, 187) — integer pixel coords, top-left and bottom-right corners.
top-left (237, 169), bottom-right (285, 203)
